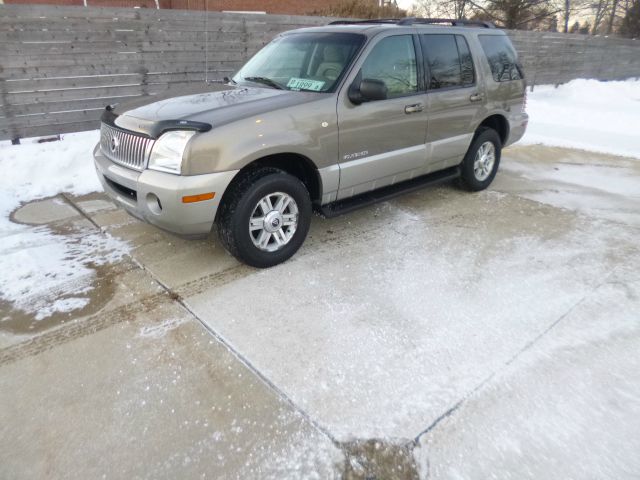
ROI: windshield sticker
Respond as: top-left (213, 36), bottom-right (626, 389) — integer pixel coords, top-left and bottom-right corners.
top-left (287, 78), bottom-right (325, 91)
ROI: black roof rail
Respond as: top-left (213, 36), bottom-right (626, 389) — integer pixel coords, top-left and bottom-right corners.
top-left (328, 17), bottom-right (496, 28)
top-left (399, 17), bottom-right (496, 28)
top-left (328, 18), bottom-right (404, 25)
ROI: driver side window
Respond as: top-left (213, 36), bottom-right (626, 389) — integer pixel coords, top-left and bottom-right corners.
top-left (361, 35), bottom-right (418, 99)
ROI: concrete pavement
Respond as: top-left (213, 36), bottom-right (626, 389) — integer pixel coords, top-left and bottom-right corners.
top-left (1, 144), bottom-right (638, 479)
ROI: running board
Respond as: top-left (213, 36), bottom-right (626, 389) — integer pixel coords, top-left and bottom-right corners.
top-left (319, 166), bottom-right (460, 219)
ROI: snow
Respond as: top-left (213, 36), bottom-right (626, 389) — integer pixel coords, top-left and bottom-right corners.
top-left (520, 78), bottom-right (640, 159)
top-left (0, 131), bottom-right (129, 321)
top-left (138, 317), bottom-right (189, 338)
top-left (0, 131), bottom-right (102, 203)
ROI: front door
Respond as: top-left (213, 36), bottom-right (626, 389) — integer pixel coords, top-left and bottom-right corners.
top-left (336, 34), bottom-right (428, 200)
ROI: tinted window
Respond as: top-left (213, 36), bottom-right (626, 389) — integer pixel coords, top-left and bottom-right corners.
top-left (456, 35), bottom-right (475, 86)
top-left (421, 34), bottom-right (475, 90)
top-left (478, 35), bottom-right (523, 82)
top-left (361, 35), bottom-right (418, 99)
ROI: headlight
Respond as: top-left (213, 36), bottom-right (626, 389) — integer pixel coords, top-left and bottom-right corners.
top-left (148, 130), bottom-right (196, 175)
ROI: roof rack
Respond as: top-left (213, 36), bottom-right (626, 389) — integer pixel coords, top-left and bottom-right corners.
top-left (328, 17), bottom-right (496, 29)
top-left (328, 18), bottom-right (403, 25)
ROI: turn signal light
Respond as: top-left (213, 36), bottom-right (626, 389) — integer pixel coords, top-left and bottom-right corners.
top-left (182, 192), bottom-right (215, 203)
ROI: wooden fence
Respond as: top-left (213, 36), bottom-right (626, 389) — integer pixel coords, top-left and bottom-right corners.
top-left (1, 4), bottom-right (640, 141)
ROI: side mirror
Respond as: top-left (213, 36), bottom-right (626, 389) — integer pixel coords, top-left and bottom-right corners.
top-left (348, 78), bottom-right (388, 104)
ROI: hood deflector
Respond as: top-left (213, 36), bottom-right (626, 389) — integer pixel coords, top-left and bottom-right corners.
top-left (101, 107), bottom-right (212, 139)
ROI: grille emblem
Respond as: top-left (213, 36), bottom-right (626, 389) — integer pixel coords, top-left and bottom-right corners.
top-left (110, 135), bottom-right (119, 154)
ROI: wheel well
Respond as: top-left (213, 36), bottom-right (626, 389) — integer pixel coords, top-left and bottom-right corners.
top-left (216, 153), bottom-right (321, 222)
top-left (478, 115), bottom-right (509, 145)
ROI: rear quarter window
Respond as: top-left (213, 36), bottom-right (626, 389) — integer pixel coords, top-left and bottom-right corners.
top-left (478, 35), bottom-right (523, 82)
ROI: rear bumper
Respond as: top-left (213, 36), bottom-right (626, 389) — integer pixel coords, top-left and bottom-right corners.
top-left (93, 144), bottom-right (238, 236)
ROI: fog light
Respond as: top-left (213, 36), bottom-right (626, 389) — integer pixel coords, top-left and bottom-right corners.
top-left (146, 193), bottom-right (162, 215)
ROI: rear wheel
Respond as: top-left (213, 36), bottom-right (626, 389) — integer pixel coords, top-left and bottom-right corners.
top-left (217, 168), bottom-right (312, 268)
top-left (458, 127), bottom-right (502, 191)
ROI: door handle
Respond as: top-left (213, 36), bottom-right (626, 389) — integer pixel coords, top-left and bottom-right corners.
top-left (404, 103), bottom-right (424, 114)
top-left (469, 93), bottom-right (484, 102)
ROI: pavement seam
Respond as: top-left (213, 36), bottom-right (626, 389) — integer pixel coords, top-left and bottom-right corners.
top-left (60, 192), bottom-right (106, 231)
top-left (411, 265), bottom-right (624, 451)
top-left (408, 184), bottom-right (634, 468)
top-left (137, 265), bottom-right (342, 446)
top-left (62, 193), bottom-right (342, 447)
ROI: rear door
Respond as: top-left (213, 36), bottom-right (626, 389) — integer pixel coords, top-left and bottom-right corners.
top-left (420, 34), bottom-right (482, 169)
top-left (336, 33), bottom-right (428, 199)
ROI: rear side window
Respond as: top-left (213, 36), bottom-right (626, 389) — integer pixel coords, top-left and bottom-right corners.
top-left (421, 34), bottom-right (475, 90)
top-left (478, 35), bottom-right (523, 82)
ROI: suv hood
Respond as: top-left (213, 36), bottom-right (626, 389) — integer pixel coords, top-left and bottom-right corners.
top-left (110, 84), bottom-right (323, 137)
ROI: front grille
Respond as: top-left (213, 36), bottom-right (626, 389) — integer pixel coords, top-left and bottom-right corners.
top-left (100, 123), bottom-right (154, 171)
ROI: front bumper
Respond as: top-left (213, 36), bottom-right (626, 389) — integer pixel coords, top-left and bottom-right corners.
top-left (93, 144), bottom-right (238, 236)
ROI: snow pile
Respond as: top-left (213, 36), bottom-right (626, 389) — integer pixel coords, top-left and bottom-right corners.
top-left (521, 78), bottom-right (640, 159)
top-left (0, 131), bottom-right (129, 322)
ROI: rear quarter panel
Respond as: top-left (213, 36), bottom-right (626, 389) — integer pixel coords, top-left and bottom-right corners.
top-left (469, 32), bottom-right (528, 146)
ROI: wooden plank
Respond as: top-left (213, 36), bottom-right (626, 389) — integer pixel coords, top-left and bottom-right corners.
top-left (0, 50), bottom-right (216, 68)
top-left (0, 29), bottom-right (209, 42)
top-left (0, 95), bottom-right (141, 116)
top-left (0, 108), bottom-right (103, 129)
top-left (2, 39), bottom-right (263, 56)
top-left (2, 40), bottom-right (206, 55)
top-left (0, 63), bottom-right (233, 80)
top-left (2, 80), bottom-right (205, 104)
top-left (4, 71), bottom-right (206, 92)
top-left (0, 18), bottom-right (318, 34)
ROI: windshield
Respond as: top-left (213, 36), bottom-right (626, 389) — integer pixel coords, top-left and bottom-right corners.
top-left (233, 32), bottom-right (365, 93)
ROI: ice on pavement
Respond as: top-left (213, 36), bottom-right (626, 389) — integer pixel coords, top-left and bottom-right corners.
top-left (0, 131), bottom-right (129, 321)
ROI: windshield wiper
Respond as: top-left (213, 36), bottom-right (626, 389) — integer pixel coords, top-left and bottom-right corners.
top-left (243, 76), bottom-right (284, 90)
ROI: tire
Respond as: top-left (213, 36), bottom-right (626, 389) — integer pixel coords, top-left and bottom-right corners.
top-left (216, 167), bottom-right (312, 268)
top-left (458, 127), bottom-right (502, 192)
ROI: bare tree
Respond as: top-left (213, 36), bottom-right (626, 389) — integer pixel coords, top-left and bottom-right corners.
top-left (563, 0), bottom-right (571, 31)
top-left (412, 0), bottom-right (561, 30)
top-left (411, 0), bottom-right (469, 18)
top-left (315, 0), bottom-right (408, 18)
top-left (620, 0), bottom-right (640, 36)
top-left (591, 0), bottom-right (611, 33)
top-left (607, 0), bottom-right (619, 32)
top-left (556, 0), bottom-right (592, 32)
top-left (468, 0), bottom-right (560, 29)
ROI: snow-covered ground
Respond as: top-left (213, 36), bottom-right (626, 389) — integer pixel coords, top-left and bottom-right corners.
top-left (520, 78), bottom-right (640, 158)
top-left (0, 79), bottom-right (639, 321)
top-left (0, 131), bottom-right (129, 321)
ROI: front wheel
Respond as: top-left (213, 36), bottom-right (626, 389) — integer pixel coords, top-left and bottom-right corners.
top-left (216, 168), bottom-right (312, 268)
top-left (458, 127), bottom-right (502, 191)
